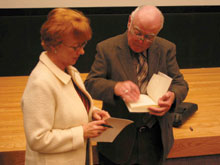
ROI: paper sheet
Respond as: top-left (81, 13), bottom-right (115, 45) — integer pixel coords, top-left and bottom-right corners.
top-left (91, 117), bottom-right (134, 142)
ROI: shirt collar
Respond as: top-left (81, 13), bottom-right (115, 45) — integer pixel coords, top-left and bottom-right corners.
top-left (39, 51), bottom-right (71, 85)
top-left (129, 48), bottom-right (147, 59)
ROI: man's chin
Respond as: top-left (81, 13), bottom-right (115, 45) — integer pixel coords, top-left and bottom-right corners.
top-left (131, 47), bottom-right (144, 53)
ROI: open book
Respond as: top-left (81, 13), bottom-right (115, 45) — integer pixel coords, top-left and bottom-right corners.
top-left (91, 117), bottom-right (133, 142)
top-left (126, 72), bottom-right (172, 113)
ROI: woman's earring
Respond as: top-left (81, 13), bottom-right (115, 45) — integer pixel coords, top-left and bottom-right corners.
top-left (54, 49), bottom-right (57, 54)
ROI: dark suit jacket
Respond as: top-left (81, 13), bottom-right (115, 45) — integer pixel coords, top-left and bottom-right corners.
top-left (85, 32), bottom-right (189, 164)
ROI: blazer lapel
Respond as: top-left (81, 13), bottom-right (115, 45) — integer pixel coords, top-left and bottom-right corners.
top-left (67, 66), bottom-right (94, 109)
top-left (69, 68), bottom-right (94, 118)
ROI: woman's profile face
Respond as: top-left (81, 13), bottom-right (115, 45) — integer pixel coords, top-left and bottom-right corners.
top-left (55, 34), bottom-right (86, 68)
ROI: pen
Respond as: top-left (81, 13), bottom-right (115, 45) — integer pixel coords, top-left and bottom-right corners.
top-left (102, 124), bottom-right (113, 128)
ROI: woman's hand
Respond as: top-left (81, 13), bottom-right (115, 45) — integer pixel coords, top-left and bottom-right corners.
top-left (92, 109), bottom-right (110, 120)
top-left (83, 120), bottom-right (108, 139)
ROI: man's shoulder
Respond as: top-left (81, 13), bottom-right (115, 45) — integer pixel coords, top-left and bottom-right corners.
top-left (154, 36), bottom-right (175, 47)
top-left (98, 33), bottom-right (126, 47)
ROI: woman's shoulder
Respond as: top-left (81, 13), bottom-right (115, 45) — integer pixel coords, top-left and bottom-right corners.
top-left (27, 62), bottom-right (56, 88)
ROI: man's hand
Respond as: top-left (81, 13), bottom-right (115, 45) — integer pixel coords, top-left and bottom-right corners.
top-left (114, 81), bottom-right (140, 102)
top-left (148, 91), bottom-right (175, 116)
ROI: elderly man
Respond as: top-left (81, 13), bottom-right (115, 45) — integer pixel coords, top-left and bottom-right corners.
top-left (85, 5), bottom-right (188, 165)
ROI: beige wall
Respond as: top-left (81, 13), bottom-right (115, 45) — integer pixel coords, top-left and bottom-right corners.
top-left (0, 0), bottom-right (220, 9)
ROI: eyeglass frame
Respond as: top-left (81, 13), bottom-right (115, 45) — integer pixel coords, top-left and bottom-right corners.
top-left (62, 41), bottom-right (87, 51)
top-left (129, 23), bottom-right (156, 42)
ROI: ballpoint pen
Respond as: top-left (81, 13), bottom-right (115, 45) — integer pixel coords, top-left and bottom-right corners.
top-left (102, 124), bottom-right (113, 128)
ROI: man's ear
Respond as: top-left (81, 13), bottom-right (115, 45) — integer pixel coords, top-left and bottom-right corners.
top-left (127, 15), bottom-right (132, 29)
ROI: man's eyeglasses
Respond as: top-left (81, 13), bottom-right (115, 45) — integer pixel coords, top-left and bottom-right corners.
top-left (62, 41), bottom-right (87, 51)
top-left (130, 25), bottom-right (156, 42)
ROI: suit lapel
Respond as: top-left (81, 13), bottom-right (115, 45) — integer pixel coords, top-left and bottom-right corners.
top-left (147, 38), bottom-right (160, 80)
top-left (117, 33), bottom-right (138, 84)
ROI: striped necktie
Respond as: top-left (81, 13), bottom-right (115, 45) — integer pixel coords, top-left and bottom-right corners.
top-left (136, 52), bottom-right (156, 128)
top-left (137, 52), bottom-right (148, 93)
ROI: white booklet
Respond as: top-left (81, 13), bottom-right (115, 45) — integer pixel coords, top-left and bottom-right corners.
top-left (91, 117), bottom-right (133, 142)
top-left (126, 72), bottom-right (172, 113)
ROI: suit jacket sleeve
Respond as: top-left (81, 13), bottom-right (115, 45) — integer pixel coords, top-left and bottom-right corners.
top-left (161, 41), bottom-right (189, 110)
top-left (85, 43), bottom-right (118, 105)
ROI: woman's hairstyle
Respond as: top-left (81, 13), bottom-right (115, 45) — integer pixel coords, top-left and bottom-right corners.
top-left (40, 8), bottom-right (92, 51)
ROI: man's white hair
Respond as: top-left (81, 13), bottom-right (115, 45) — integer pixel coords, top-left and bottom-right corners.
top-left (130, 5), bottom-right (164, 31)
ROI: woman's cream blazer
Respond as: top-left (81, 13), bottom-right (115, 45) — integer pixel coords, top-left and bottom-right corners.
top-left (21, 52), bottom-right (94, 165)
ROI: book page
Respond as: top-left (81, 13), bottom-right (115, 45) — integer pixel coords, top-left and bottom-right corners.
top-left (91, 117), bottom-right (134, 142)
top-left (126, 94), bottom-right (157, 113)
top-left (125, 72), bottom-right (172, 113)
top-left (147, 72), bottom-right (172, 103)
top-left (129, 94), bottom-right (155, 108)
